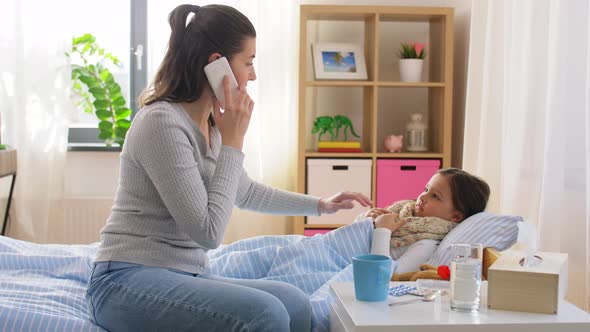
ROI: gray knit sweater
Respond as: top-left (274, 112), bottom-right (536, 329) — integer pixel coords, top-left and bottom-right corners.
top-left (95, 101), bottom-right (320, 274)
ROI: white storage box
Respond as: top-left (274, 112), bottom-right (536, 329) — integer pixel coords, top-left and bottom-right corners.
top-left (306, 158), bottom-right (372, 225)
top-left (488, 250), bottom-right (568, 314)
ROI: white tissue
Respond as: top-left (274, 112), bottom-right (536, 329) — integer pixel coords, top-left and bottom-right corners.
top-left (371, 227), bottom-right (392, 257)
top-left (517, 221), bottom-right (539, 268)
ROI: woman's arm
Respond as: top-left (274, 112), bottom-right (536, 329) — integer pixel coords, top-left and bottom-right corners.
top-left (234, 174), bottom-right (320, 216)
top-left (235, 174), bottom-right (370, 216)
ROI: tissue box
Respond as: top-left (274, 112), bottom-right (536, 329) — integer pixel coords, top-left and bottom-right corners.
top-left (487, 250), bottom-right (568, 314)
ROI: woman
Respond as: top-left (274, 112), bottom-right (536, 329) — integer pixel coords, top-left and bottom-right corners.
top-left (85, 4), bottom-right (370, 332)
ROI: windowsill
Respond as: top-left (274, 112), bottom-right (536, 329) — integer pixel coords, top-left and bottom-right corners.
top-left (67, 143), bottom-right (122, 152)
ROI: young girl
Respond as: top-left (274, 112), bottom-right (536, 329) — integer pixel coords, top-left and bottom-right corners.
top-left (366, 168), bottom-right (490, 272)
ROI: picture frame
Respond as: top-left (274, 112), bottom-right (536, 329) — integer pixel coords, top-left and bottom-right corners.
top-left (312, 43), bottom-right (368, 80)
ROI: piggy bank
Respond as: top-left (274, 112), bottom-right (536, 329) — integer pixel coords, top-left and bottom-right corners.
top-left (383, 135), bottom-right (403, 152)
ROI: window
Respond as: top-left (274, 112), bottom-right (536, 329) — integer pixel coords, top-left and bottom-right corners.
top-left (68, 0), bottom-right (143, 149)
top-left (68, 0), bottom-right (243, 149)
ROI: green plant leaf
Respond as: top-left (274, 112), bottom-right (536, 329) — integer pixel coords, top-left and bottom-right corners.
top-left (112, 96), bottom-right (126, 107)
top-left (88, 86), bottom-right (106, 96)
top-left (96, 110), bottom-right (112, 120)
top-left (114, 126), bottom-right (129, 137)
top-left (93, 100), bottom-right (109, 109)
top-left (106, 82), bottom-right (121, 95)
top-left (77, 75), bottom-right (95, 86)
top-left (116, 119), bottom-right (131, 129)
top-left (99, 69), bottom-right (113, 82)
top-left (98, 130), bottom-right (113, 140)
top-left (72, 33), bottom-right (95, 45)
top-left (98, 120), bottom-right (113, 131)
top-left (115, 108), bottom-right (131, 119)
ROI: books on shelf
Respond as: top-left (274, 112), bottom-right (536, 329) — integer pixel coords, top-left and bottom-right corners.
top-left (317, 141), bottom-right (361, 153)
top-left (318, 141), bottom-right (361, 149)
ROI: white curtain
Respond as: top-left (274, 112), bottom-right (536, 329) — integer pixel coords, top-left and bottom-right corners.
top-left (148, 1), bottom-right (301, 240)
top-left (464, 0), bottom-right (590, 311)
top-left (0, 1), bottom-right (74, 242)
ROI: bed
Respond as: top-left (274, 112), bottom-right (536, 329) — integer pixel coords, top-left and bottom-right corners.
top-left (0, 213), bottom-right (520, 332)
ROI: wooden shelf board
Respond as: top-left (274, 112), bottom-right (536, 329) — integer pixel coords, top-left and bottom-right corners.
top-left (305, 81), bottom-right (446, 88)
top-left (305, 152), bottom-right (374, 158)
top-left (304, 152), bottom-right (443, 159)
top-left (302, 5), bottom-right (452, 19)
top-left (377, 82), bottom-right (446, 88)
top-left (375, 152), bottom-right (444, 158)
top-left (305, 81), bottom-right (374, 87)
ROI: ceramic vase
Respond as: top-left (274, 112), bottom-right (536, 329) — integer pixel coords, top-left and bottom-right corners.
top-left (399, 59), bottom-right (423, 82)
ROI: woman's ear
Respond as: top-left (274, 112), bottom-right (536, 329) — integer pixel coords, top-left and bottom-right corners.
top-left (207, 53), bottom-right (222, 64)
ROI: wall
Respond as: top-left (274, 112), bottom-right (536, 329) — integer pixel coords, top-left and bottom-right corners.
top-left (63, 0), bottom-right (472, 244)
top-left (64, 151), bottom-right (290, 244)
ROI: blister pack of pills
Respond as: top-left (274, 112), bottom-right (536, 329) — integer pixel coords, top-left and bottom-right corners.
top-left (388, 285), bottom-right (416, 297)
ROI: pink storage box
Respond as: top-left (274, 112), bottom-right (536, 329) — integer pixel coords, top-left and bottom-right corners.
top-left (304, 229), bottom-right (332, 236)
top-left (376, 159), bottom-right (440, 208)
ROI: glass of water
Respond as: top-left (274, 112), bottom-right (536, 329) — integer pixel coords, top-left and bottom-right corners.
top-left (449, 243), bottom-right (483, 312)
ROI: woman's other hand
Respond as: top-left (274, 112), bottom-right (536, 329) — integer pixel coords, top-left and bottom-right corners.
top-left (318, 191), bottom-right (372, 214)
top-left (362, 207), bottom-right (391, 219)
top-left (374, 213), bottom-right (407, 232)
top-left (214, 76), bottom-right (254, 151)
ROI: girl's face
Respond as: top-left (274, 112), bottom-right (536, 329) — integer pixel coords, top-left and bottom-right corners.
top-left (228, 37), bottom-right (257, 87)
top-left (415, 173), bottom-right (463, 222)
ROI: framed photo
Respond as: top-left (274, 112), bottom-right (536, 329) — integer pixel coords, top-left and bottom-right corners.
top-left (312, 43), bottom-right (368, 80)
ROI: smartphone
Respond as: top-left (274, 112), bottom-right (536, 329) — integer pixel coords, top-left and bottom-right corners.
top-left (204, 57), bottom-right (239, 110)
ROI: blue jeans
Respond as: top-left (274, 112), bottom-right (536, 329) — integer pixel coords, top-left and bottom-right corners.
top-left (86, 261), bottom-right (311, 332)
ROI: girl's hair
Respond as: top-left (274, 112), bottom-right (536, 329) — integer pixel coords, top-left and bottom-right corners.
top-left (438, 168), bottom-right (490, 220)
top-left (139, 4), bottom-right (256, 108)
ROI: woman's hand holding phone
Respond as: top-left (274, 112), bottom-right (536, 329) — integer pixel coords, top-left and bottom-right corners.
top-left (213, 76), bottom-right (254, 151)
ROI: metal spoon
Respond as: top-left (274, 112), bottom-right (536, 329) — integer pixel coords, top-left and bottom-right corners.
top-left (388, 290), bottom-right (439, 306)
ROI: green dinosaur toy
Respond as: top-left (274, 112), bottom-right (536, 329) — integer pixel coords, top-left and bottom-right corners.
top-left (311, 115), bottom-right (360, 141)
top-left (312, 116), bottom-right (336, 141)
top-left (333, 115), bottom-right (360, 141)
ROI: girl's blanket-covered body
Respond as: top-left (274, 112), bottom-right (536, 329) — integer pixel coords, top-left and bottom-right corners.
top-left (208, 219), bottom-right (373, 331)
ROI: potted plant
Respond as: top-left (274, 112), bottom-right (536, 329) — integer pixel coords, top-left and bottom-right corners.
top-left (312, 115), bottom-right (362, 152)
top-left (66, 34), bottom-right (131, 147)
top-left (398, 41), bottom-right (426, 82)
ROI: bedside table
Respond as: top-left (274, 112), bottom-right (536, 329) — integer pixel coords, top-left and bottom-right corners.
top-left (0, 148), bottom-right (17, 236)
top-left (329, 281), bottom-right (590, 332)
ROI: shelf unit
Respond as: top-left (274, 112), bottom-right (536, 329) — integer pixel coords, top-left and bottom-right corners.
top-left (295, 5), bottom-right (454, 235)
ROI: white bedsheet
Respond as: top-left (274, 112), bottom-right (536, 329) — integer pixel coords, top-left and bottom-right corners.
top-left (0, 219), bottom-right (374, 332)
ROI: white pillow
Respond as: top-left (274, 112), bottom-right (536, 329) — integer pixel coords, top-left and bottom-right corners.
top-left (426, 212), bottom-right (522, 266)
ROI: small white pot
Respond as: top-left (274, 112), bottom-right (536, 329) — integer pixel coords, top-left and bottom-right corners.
top-left (399, 59), bottom-right (424, 82)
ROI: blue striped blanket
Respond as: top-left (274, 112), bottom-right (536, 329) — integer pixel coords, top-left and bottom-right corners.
top-left (0, 219), bottom-right (374, 332)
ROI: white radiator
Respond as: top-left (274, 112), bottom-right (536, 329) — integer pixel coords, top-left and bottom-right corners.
top-left (54, 198), bottom-right (113, 244)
